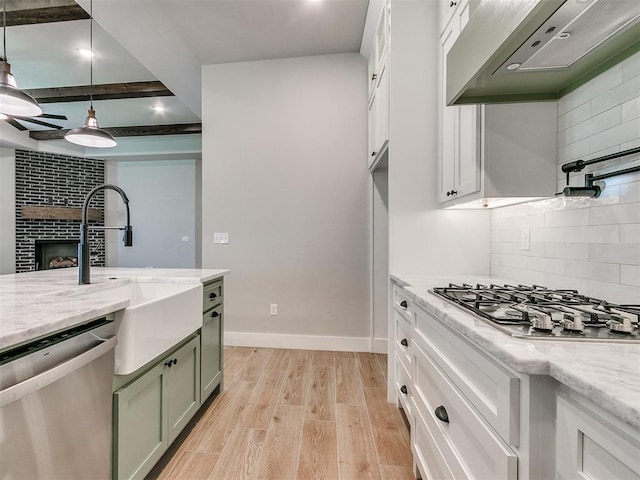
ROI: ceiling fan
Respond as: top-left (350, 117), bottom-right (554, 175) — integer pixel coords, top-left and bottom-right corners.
top-left (1, 112), bottom-right (68, 131)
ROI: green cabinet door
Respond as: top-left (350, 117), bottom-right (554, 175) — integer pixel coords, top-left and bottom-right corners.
top-left (201, 305), bottom-right (222, 402)
top-left (167, 336), bottom-right (201, 444)
top-left (114, 335), bottom-right (201, 480)
top-left (113, 362), bottom-right (167, 480)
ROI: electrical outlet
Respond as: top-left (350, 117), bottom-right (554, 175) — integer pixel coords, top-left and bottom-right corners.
top-left (521, 229), bottom-right (530, 251)
top-left (213, 233), bottom-right (229, 244)
top-left (270, 304), bottom-right (278, 316)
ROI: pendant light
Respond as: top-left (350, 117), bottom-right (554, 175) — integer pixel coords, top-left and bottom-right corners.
top-left (0, 0), bottom-right (42, 117)
top-left (65, 0), bottom-right (116, 148)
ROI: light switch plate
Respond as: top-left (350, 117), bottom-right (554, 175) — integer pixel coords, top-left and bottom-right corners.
top-left (214, 233), bottom-right (229, 244)
top-left (181, 236), bottom-right (189, 242)
top-left (521, 229), bottom-right (530, 251)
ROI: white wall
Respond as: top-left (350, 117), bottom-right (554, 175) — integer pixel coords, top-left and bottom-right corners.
top-left (388, 0), bottom-right (490, 276)
top-left (202, 53), bottom-right (370, 351)
top-left (0, 148), bottom-right (15, 274)
top-left (106, 159), bottom-right (197, 268)
top-left (491, 51), bottom-right (640, 304)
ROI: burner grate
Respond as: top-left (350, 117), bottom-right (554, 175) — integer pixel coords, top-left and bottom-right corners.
top-left (432, 283), bottom-right (639, 342)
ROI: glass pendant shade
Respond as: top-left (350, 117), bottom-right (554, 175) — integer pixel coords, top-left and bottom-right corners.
top-left (0, 61), bottom-right (42, 117)
top-left (64, 107), bottom-right (117, 148)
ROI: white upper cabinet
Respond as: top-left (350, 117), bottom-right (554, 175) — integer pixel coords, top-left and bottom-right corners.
top-left (367, 4), bottom-right (389, 169)
top-left (439, 3), bottom-right (480, 202)
top-left (438, 0), bottom-right (557, 208)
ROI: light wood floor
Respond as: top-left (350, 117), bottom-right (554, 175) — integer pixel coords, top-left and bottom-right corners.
top-left (146, 347), bottom-right (414, 480)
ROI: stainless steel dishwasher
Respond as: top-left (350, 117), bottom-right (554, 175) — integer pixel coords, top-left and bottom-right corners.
top-left (0, 317), bottom-right (117, 480)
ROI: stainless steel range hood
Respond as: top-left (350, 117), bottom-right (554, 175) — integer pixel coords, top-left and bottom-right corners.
top-left (447, 0), bottom-right (640, 105)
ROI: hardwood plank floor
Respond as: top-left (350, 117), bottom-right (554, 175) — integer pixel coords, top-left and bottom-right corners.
top-left (146, 347), bottom-right (413, 480)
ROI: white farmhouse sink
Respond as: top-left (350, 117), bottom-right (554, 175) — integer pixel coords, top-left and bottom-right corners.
top-left (77, 282), bottom-right (203, 375)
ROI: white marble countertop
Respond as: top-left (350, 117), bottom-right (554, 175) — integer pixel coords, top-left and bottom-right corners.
top-left (392, 273), bottom-right (640, 431)
top-left (0, 267), bottom-right (229, 351)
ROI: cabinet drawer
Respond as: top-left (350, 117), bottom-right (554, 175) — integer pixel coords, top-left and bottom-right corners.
top-left (414, 304), bottom-right (519, 445)
top-left (392, 285), bottom-right (413, 323)
top-left (395, 352), bottom-right (412, 417)
top-left (411, 342), bottom-right (517, 480)
top-left (394, 311), bottom-right (412, 370)
top-left (411, 396), bottom-right (461, 480)
top-left (556, 394), bottom-right (640, 479)
top-left (203, 280), bottom-right (223, 311)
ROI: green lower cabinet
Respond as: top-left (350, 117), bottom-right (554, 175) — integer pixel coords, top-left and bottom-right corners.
top-left (113, 335), bottom-right (200, 480)
top-left (167, 336), bottom-right (201, 444)
top-left (201, 304), bottom-right (223, 403)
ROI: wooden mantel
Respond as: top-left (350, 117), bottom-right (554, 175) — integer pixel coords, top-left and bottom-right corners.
top-left (21, 206), bottom-right (102, 221)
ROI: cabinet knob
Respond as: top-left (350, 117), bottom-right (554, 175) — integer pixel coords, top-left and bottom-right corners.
top-left (211, 311), bottom-right (219, 318)
top-left (450, 1), bottom-right (457, 7)
top-left (165, 358), bottom-right (178, 368)
top-left (400, 300), bottom-right (408, 309)
top-left (400, 385), bottom-right (408, 395)
top-left (209, 292), bottom-right (217, 300)
top-left (400, 338), bottom-right (408, 347)
top-left (371, 151), bottom-right (377, 157)
top-left (451, 190), bottom-right (457, 195)
top-left (435, 405), bottom-right (449, 423)
top-left (371, 73), bottom-right (377, 81)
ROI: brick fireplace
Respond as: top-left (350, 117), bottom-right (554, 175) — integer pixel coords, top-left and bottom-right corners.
top-left (15, 149), bottom-right (106, 273)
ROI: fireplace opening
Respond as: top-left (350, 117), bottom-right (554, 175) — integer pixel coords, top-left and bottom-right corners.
top-left (35, 239), bottom-right (80, 271)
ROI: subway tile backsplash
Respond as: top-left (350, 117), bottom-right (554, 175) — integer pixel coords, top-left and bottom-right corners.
top-left (490, 52), bottom-right (640, 304)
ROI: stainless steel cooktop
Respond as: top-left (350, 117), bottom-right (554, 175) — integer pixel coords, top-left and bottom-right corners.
top-left (431, 283), bottom-right (639, 342)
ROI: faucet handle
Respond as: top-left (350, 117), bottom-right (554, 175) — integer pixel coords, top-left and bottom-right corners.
top-left (123, 226), bottom-right (133, 247)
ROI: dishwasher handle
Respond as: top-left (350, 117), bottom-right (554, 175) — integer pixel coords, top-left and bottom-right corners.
top-left (0, 336), bottom-right (117, 408)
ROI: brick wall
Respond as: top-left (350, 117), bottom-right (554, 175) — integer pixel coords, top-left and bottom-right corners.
top-left (15, 149), bottom-right (106, 272)
top-left (490, 51), bottom-right (640, 304)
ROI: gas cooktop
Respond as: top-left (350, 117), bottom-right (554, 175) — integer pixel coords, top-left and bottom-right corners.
top-left (431, 283), bottom-right (639, 342)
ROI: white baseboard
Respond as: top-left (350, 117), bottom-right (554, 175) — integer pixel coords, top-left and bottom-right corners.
top-left (371, 338), bottom-right (389, 354)
top-left (224, 331), bottom-right (382, 352)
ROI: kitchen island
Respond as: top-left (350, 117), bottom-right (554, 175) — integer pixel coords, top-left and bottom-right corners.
top-left (0, 267), bottom-right (229, 480)
top-left (0, 267), bottom-right (229, 350)
top-left (391, 274), bottom-right (640, 480)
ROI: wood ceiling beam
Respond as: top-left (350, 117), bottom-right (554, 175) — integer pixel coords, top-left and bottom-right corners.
top-left (24, 81), bottom-right (174, 103)
top-left (29, 123), bottom-right (202, 140)
top-left (3, 2), bottom-right (89, 26)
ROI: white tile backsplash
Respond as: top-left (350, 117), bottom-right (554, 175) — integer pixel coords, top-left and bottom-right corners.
top-left (490, 51), bottom-right (640, 304)
top-left (621, 265), bottom-right (640, 287)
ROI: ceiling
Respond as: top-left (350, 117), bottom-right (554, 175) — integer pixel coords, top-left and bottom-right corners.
top-left (1, 0), bottom-right (369, 156)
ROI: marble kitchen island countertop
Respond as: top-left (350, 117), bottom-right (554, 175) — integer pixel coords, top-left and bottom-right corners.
top-left (392, 273), bottom-right (640, 431)
top-left (0, 267), bottom-right (229, 351)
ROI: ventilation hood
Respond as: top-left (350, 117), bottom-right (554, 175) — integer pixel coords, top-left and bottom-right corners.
top-left (447, 0), bottom-right (640, 105)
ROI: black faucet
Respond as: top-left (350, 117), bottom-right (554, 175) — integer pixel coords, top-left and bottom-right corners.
top-left (79, 184), bottom-right (133, 285)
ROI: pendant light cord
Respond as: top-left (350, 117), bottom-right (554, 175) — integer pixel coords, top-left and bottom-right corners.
top-left (89, 0), bottom-right (93, 109)
top-left (3, 0), bottom-right (7, 62)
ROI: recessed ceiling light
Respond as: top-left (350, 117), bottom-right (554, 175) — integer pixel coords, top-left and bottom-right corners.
top-left (77, 48), bottom-right (94, 58)
top-left (556, 32), bottom-right (571, 39)
top-left (506, 63), bottom-right (521, 70)
top-left (152, 105), bottom-right (166, 113)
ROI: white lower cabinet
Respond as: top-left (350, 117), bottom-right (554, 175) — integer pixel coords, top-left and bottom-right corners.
top-left (390, 280), bottom-right (639, 480)
top-left (556, 393), bottom-right (640, 479)
top-left (411, 340), bottom-right (517, 479)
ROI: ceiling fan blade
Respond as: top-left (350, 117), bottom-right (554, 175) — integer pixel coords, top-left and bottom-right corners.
top-left (40, 113), bottom-right (68, 120)
top-left (19, 117), bottom-right (65, 130)
top-left (6, 118), bottom-right (27, 131)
